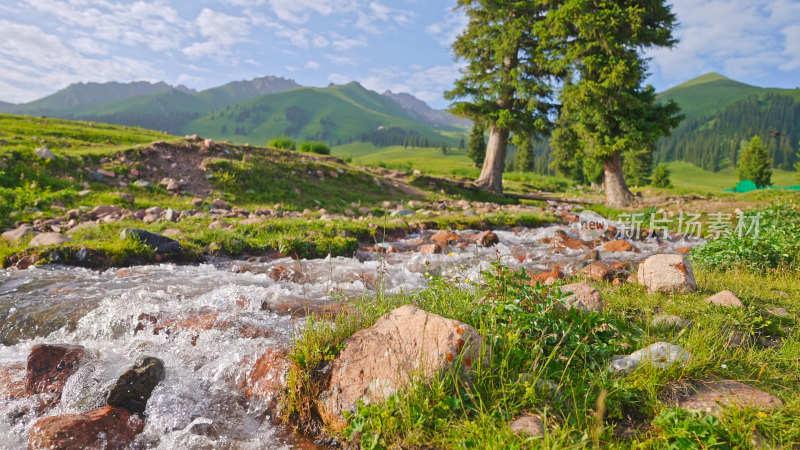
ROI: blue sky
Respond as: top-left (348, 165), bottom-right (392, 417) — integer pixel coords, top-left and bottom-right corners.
top-left (1, 0), bottom-right (799, 108)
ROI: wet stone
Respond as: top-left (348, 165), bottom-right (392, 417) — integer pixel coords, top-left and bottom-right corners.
top-left (106, 356), bottom-right (166, 415)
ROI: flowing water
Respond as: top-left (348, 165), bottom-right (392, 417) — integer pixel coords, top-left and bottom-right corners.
top-left (0, 223), bottom-right (701, 449)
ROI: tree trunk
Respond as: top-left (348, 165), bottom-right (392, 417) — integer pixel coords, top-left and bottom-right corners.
top-left (475, 125), bottom-right (509, 193)
top-left (603, 152), bottom-right (636, 207)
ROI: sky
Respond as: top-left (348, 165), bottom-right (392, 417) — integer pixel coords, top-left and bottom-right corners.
top-left (1, 0), bottom-right (799, 108)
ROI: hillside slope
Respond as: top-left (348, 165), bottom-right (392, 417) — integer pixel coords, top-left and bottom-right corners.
top-left (11, 81), bottom-right (193, 116)
top-left (659, 72), bottom-right (800, 120)
top-left (656, 74), bottom-right (800, 171)
top-left (181, 82), bottom-right (458, 146)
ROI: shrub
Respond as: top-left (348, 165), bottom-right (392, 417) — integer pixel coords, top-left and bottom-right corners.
top-left (691, 200), bottom-right (800, 271)
top-left (651, 163), bottom-right (672, 188)
top-left (299, 141), bottom-right (331, 155)
top-left (267, 136), bottom-right (296, 150)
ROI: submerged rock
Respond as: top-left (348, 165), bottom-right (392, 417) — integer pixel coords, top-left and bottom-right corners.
top-left (320, 305), bottom-right (485, 431)
top-left (28, 406), bottom-right (144, 450)
top-left (106, 356), bottom-right (166, 415)
top-left (637, 254), bottom-right (697, 294)
top-left (26, 344), bottom-right (87, 400)
top-left (609, 342), bottom-right (690, 374)
top-left (120, 228), bottom-right (182, 254)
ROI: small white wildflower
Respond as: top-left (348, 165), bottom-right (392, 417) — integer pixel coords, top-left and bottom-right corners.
top-left (720, 363), bottom-right (727, 369)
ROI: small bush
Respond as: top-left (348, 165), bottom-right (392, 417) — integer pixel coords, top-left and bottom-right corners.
top-left (651, 163), bottom-right (672, 188)
top-left (299, 141), bottom-right (330, 155)
top-left (691, 200), bottom-right (800, 271)
top-left (267, 136), bottom-right (296, 150)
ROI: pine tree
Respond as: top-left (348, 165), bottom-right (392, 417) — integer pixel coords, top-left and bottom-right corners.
top-left (446, 1), bottom-right (557, 192)
top-left (458, 137), bottom-right (466, 151)
top-left (794, 147), bottom-right (800, 181)
top-left (441, 141), bottom-right (447, 155)
top-left (467, 125), bottom-right (486, 167)
top-left (651, 163), bottom-right (672, 188)
top-left (546, 0), bottom-right (683, 206)
top-left (738, 135), bottom-right (772, 188)
top-left (512, 134), bottom-right (535, 172)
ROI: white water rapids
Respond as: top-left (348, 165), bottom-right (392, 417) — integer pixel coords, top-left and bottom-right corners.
top-left (0, 224), bottom-right (701, 449)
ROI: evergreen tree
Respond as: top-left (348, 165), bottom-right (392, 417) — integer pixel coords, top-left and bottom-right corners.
top-left (512, 134), bottom-right (535, 172)
top-left (467, 125), bottom-right (486, 167)
top-left (441, 141), bottom-right (447, 155)
top-left (738, 135), bottom-right (772, 188)
top-left (458, 137), bottom-right (465, 151)
top-left (623, 147), bottom-right (652, 187)
top-left (796, 147), bottom-right (800, 181)
top-left (651, 163), bottom-right (672, 188)
top-left (446, 0), bottom-right (557, 192)
top-left (546, 0), bottom-right (683, 206)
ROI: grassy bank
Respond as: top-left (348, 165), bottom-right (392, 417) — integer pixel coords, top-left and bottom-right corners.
top-left (285, 265), bottom-right (798, 449)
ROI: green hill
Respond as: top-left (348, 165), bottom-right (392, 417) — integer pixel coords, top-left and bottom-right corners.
top-left (63, 89), bottom-right (212, 134)
top-left (11, 81), bottom-right (187, 116)
top-left (181, 82), bottom-right (459, 146)
top-left (659, 72), bottom-right (800, 120)
top-left (656, 74), bottom-right (800, 172)
top-left (0, 101), bottom-right (15, 113)
top-left (194, 76), bottom-right (299, 109)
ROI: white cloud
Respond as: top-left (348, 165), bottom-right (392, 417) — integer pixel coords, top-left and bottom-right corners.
top-left (0, 19), bottom-right (159, 103)
top-left (359, 63), bottom-right (463, 107)
top-left (426, 7), bottom-right (468, 47)
top-left (27, 0), bottom-right (187, 52)
top-left (305, 61), bottom-right (321, 70)
top-left (183, 9), bottom-right (251, 59)
top-left (325, 54), bottom-right (358, 66)
top-left (329, 33), bottom-right (367, 51)
top-left (648, 0), bottom-right (800, 84)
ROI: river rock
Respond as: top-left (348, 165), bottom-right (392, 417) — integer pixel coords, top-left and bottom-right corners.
top-left (120, 228), bottom-right (182, 254)
top-left (602, 240), bottom-right (633, 253)
top-left (2, 224), bottom-right (33, 243)
top-left (419, 244), bottom-right (442, 255)
top-left (320, 305), bottom-right (485, 431)
top-left (26, 344), bottom-right (87, 399)
top-left (529, 266), bottom-right (562, 285)
top-left (581, 262), bottom-right (623, 282)
top-left (609, 342), bottom-right (690, 374)
top-left (34, 146), bottom-right (55, 161)
top-left (28, 406), bottom-right (144, 450)
top-left (430, 231), bottom-right (460, 246)
top-left (560, 282), bottom-right (603, 313)
top-left (675, 379), bottom-right (783, 417)
top-left (241, 348), bottom-right (290, 418)
top-left (0, 363), bottom-right (26, 400)
top-left (509, 414), bottom-right (545, 437)
top-left (106, 356), bottom-right (166, 415)
top-left (551, 230), bottom-right (590, 250)
top-left (705, 290), bottom-right (743, 308)
top-left (470, 230), bottom-right (499, 247)
top-left (133, 179), bottom-right (152, 188)
top-left (29, 232), bottom-right (73, 247)
top-left (637, 254), bottom-right (697, 294)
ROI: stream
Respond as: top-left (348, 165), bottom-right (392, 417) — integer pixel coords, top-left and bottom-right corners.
top-left (0, 222), bottom-right (702, 449)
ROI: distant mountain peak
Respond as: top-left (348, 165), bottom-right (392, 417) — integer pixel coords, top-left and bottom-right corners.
top-left (382, 90), bottom-right (469, 128)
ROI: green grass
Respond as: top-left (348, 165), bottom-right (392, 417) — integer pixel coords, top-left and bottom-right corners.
top-left (664, 161), bottom-right (798, 192)
top-left (333, 142), bottom-right (477, 176)
top-left (285, 263), bottom-right (799, 449)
